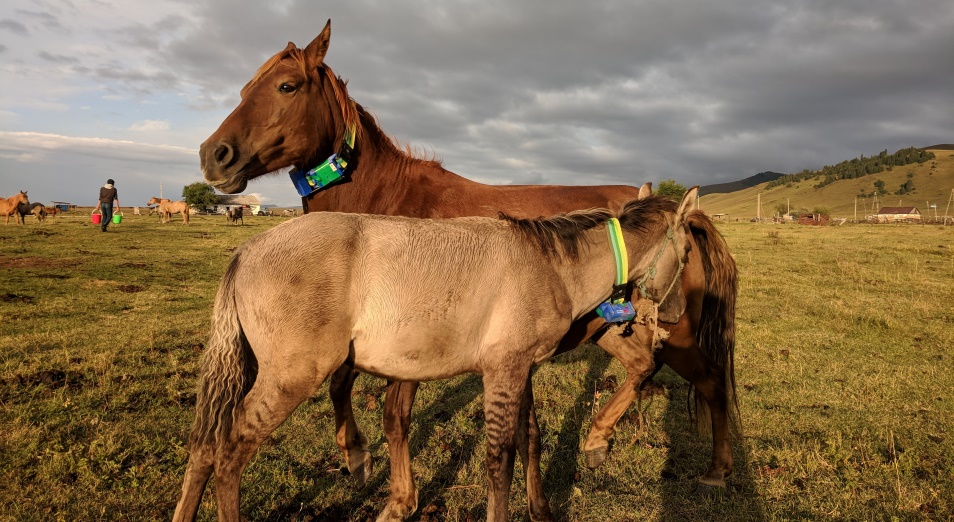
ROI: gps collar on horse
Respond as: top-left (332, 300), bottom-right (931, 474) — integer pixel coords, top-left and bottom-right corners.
top-left (596, 217), bottom-right (637, 323)
top-left (289, 123), bottom-right (356, 197)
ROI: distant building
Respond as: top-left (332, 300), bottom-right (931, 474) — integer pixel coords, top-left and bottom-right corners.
top-left (874, 206), bottom-right (921, 223)
top-left (217, 194), bottom-right (262, 214)
top-left (797, 214), bottom-right (829, 226)
top-left (50, 201), bottom-right (75, 212)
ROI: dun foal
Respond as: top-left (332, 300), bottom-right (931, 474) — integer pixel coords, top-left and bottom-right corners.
top-left (174, 193), bottom-right (695, 522)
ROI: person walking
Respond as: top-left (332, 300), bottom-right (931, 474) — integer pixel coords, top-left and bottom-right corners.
top-left (98, 179), bottom-right (120, 232)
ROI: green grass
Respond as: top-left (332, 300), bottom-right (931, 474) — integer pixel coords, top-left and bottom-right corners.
top-left (1, 213), bottom-right (952, 521)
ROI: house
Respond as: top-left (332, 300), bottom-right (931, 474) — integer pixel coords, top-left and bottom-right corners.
top-left (216, 194), bottom-right (262, 215)
top-left (874, 206), bottom-right (921, 223)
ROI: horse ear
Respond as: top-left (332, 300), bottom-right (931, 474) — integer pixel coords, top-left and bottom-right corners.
top-left (677, 186), bottom-right (699, 221)
top-left (304, 19), bottom-right (332, 68)
top-left (638, 182), bottom-right (652, 199)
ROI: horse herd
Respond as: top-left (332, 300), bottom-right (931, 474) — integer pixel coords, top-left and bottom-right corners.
top-left (0, 191), bottom-right (54, 224)
top-left (0, 192), bottom-right (249, 226)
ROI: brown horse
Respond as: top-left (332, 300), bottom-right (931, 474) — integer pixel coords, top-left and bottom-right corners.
top-left (173, 194), bottom-right (696, 522)
top-left (1, 191), bottom-right (29, 225)
top-left (199, 20), bottom-right (739, 517)
top-left (147, 197), bottom-right (191, 224)
top-left (17, 202), bottom-right (46, 223)
top-left (225, 207), bottom-right (243, 225)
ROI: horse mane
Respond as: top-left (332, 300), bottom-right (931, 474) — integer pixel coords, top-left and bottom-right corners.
top-left (248, 45), bottom-right (439, 169)
top-left (501, 195), bottom-right (678, 260)
top-left (616, 195), bottom-right (679, 235)
top-left (246, 47), bottom-right (359, 139)
top-left (500, 207), bottom-right (613, 260)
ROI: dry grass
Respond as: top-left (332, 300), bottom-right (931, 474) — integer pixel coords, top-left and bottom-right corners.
top-left (1, 213), bottom-right (952, 520)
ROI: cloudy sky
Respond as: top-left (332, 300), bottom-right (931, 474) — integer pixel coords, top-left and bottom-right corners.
top-left (1, 0), bottom-right (952, 208)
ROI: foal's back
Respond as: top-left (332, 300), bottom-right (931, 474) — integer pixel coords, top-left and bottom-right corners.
top-left (234, 212), bottom-right (569, 381)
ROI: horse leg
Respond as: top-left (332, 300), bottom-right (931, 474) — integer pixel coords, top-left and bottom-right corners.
top-left (329, 363), bottom-right (373, 487)
top-left (172, 443), bottom-right (215, 522)
top-left (583, 324), bottom-right (657, 469)
top-left (515, 374), bottom-right (554, 522)
top-left (376, 380), bottom-right (421, 522)
top-left (483, 365), bottom-right (533, 522)
top-left (657, 333), bottom-right (733, 489)
top-left (213, 365), bottom-right (336, 521)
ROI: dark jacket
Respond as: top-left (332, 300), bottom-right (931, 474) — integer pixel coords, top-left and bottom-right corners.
top-left (99, 186), bottom-right (118, 204)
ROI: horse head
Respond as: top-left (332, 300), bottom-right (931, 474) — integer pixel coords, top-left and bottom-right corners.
top-left (16, 191), bottom-right (28, 205)
top-left (147, 197), bottom-right (162, 206)
top-left (621, 188), bottom-right (698, 323)
top-left (200, 20), bottom-right (354, 194)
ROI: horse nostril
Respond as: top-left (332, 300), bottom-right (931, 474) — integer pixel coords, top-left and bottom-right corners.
top-left (214, 142), bottom-right (236, 167)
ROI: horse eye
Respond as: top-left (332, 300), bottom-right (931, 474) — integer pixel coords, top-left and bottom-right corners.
top-left (279, 83), bottom-right (297, 94)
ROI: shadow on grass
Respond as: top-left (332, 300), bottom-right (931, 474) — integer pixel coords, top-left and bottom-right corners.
top-left (655, 367), bottom-right (767, 522)
top-left (266, 374), bottom-right (486, 520)
top-left (543, 348), bottom-right (614, 519)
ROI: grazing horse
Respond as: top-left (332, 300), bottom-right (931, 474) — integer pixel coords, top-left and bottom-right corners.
top-left (17, 202), bottom-right (46, 223)
top-left (173, 194), bottom-right (696, 522)
top-left (198, 20), bottom-right (739, 516)
top-left (1, 191), bottom-right (29, 225)
top-left (225, 207), bottom-right (244, 225)
top-left (147, 197), bottom-right (191, 224)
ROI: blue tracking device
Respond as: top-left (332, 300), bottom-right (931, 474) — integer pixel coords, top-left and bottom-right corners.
top-left (289, 154), bottom-right (347, 197)
top-left (596, 300), bottom-right (636, 322)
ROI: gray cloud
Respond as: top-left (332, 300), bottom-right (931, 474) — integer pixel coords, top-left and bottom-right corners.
top-left (1, 0), bottom-right (952, 208)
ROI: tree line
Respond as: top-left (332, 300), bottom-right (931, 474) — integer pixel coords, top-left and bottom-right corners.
top-left (765, 147), bottom-right (935, 191)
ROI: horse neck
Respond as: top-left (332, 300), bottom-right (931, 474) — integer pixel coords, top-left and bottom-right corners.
top-left (547, 229), bottom-right (622, 319)
top-left (303, 104), bottom-right (474, 217)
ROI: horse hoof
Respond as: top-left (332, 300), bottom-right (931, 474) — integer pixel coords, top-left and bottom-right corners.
top-left (348, 450), bottom-right (373, 488)
top-left (375, 499), bottom-right (416, 522)
top-left (584, 444), bottom-right (609, 469)
top-left (694, 478), bottom-right (726, 496)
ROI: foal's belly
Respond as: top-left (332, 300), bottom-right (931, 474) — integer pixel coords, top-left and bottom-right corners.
top-left (352, 336), bottom-right (478, 381)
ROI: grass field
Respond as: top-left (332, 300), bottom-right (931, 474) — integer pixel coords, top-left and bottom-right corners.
top-left (1, 212), bottom-right (952, 521)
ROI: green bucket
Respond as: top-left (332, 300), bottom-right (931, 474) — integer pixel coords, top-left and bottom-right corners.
top-left (112, 212), bottom-right (123, 224)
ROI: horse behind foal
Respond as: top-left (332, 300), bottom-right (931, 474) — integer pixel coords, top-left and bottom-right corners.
top-left (173, 194), bottom-right (695, 522)
top-left (225, 207), bottom-right (243, 225)
top-left (1, 191), bottom-right (29, 225)
top-left (147, 197), bottom-right (191, 224)
top-left (17, 202), bottom-right (46, 223)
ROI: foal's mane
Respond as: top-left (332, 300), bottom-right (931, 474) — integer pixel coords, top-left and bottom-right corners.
top-left (501, 195), bottom-right (678, 260)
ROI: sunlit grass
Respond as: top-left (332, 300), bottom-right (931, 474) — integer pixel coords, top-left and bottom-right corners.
top-left (1, 214), bottom-right (952, 520)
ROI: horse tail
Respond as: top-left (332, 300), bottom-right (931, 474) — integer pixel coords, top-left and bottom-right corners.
top-left (189, 253), bottom-right (256, 449)
top-left (687, 210), bottom-right (741, 437)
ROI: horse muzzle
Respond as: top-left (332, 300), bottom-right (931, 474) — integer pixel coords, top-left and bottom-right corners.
top-left (200, 140), bottom-right (248, 194)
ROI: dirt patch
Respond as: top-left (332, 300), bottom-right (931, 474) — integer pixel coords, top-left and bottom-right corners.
top-left (34, 273), bottom-right (71, 279)
top-left (0, 256), bottom-right (82, 270)
top-left (13, 369), bottom-right (90, 390)
top-left (117, 285), bottom-right (145, 293)
top-left (0, 292), bottom-right (35, 303)
top-left (117, 262), bottom-right (148, 269)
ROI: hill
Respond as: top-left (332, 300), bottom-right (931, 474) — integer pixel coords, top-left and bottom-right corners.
top-left (699, 171), bottom-right (785, 196)
top-left (700, 147), bottom-right (954, 220)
